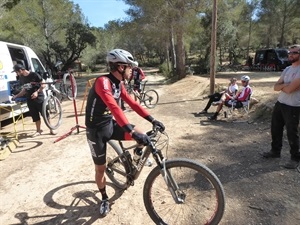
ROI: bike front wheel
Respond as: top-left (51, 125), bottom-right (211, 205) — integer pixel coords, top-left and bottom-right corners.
top-left (42, 95), bottom-right (62, 130)
top-left (63, 73), bottom-right (77, 100)
top-left (106, 140), bottom-right (129, 190)
top-left (143, 89), bottom-right (159, 108)
top-left (143, 159), bottom-right (225, 225)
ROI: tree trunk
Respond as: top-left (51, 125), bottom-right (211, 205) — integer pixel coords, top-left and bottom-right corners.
top-left (170, 26), bottom-right (176, 77)
top-left (176, 28), bottom-right (186, 80)
top-left (279, 1), bottom-right (288, 47)
top-left (210, 0), bottom-right (217, 95)
top-left (246, 19), bottom-right (252, 58)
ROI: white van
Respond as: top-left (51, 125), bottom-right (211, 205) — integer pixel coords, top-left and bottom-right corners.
top-left (0, 41), bottom-right (46, 123)
top-left (0, 41), bottom-right (47, 103)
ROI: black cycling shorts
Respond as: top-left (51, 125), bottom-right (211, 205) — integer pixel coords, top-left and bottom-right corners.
top-left (27, 99), bottom-right (44, 122)
top-left (86, 120), bottom-right (133, 165)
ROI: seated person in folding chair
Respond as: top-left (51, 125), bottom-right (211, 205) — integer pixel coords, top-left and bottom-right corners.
top-left (198, 77), bottom-right (238, 114)
top-left (208, 75), bottom-right (252, 120)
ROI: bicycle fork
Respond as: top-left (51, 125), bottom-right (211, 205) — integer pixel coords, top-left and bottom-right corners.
top-left (160, 159), bottom-right (186, 204)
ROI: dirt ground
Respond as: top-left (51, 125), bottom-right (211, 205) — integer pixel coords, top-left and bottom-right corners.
top-left (0, 70), bottom-right (299, 225)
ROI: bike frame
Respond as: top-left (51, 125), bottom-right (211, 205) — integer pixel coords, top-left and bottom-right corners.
top-left (113, 135), bottom-right (188, 204)
top-left (106, 127), bottom-right (226, 224)
top-left (116, 141), bottom-right (156, 181)
top-left (44, 79), bottom-right (64, 99)
top-left (128, 81), bottom-right (148, 102)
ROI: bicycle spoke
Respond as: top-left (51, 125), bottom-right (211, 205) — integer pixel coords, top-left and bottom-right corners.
top-left (144, 160), bottom-right (225, 225)
top-left (143, 90), bottom-right (159, 108)
top-left (64, 73), bottom-right (77, 100)
top-left (105, 143), bottom-right (128, 189)
top-left (43, 96), bottom-right (62, 130)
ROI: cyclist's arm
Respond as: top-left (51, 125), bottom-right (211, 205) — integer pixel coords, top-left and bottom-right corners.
top-left (95, 77), bottom-right (134, 132)
top-left (121, 84), bottom-right (151, 119)
top-left (139, 68), bottom-right (146, 80)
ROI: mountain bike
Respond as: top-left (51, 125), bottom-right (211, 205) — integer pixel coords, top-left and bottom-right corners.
top-left (53, 61), bottom-right (78, 100)
top-left (106, 126), bottom-right (225, 225)
top-left (42, 79), bottom-right (63, 130)
top-left (126, 80), bottom-right (159, 108)
top-left (41, 70), bottom-right (76, 130)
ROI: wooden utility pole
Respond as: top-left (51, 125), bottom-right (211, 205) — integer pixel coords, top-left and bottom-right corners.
top-left (210, 0), bottom-right (217, 94)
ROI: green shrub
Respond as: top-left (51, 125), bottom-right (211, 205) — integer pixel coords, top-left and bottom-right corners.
top-left (158, 62), bottom-right (173, 78)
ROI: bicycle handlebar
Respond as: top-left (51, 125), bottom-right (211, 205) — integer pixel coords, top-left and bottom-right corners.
top-left (146, 125), bottom-right (165, 139)
top-left (42, 79), bottom-right (62, 85)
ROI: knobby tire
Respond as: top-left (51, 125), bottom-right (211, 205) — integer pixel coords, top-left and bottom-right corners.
top-left (143, 159), bottom-right (225, 225)
top-left (42, 95), bottom-right (62, 130)
top-left (143, 89), bottom-right (159, 108)
top-left (106, 140), bottom-right (129, 190)
top-left (63, 73), bottom-right (77, 100)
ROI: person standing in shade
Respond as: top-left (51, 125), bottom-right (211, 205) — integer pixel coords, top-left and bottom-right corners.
top-left (11, 64), bottom-right (56, 137)
top-left (262, 44), bottom-right (300, 169)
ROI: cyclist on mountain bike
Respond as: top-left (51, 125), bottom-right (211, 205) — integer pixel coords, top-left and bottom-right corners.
top-left (129, 64), bottom-right (145, 93)
top-left (85, 49), bottom-right (165, 217)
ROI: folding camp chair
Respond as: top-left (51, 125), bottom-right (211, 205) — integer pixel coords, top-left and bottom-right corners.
top-left (223, 92), bottom-right (252, 119)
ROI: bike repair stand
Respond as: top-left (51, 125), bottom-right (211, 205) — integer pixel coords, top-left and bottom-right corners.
top-left (54, 73), bottom-right (86, 143)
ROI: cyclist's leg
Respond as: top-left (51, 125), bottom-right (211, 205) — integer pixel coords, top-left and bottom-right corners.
top-left (133, 83), bottom-right (141, 101)
top-left (110, 120), bottom-right (152, 165)
top-left (110, 120), bottom-right (146, 141)
top-left (86, 122), bottom-right (113, 216)
top-left (110, 120), bottom-right (133, 140)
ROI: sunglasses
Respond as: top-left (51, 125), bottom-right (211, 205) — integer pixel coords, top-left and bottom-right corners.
top-left (288, 51), bottom-right (300, 55)
top-left (118, 63), bottom-right (132, 68)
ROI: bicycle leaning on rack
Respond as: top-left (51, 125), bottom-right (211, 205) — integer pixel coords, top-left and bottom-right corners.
top-left (126, 80), bottom-right (159, 108)
top-left (106, 125), bottom-right (225, 225)
top-left (53, 61), bottom-right (78, 101)
top-left (42, 71), bottom-right (77, 130)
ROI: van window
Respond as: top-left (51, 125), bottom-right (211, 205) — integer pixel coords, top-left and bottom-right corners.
top-left (267, 51), bottom-right (276, 63)
top-left (8, 46), bottom-right (29, 69)
top-left (276, 49), bottom-right (288, 59)
top-left (31, 58), bottom-right (45, 76)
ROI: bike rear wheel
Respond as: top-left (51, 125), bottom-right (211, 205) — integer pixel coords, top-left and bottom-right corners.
top-left (63, 73), bottom-right (77, 100)
top-left (143, 89), bottom-right (159, 108)
top-left (106, 141), bottom-right (129, 190)
top-left (42, 95), bottom-right (62, 130)
top-left (143, 159), bottom-right (225, 225)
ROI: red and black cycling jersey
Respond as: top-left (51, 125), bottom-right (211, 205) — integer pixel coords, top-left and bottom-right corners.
top-left (130, 67), bottom-right (145, 85)
top-left (85, 73), bottom-right (151, 132)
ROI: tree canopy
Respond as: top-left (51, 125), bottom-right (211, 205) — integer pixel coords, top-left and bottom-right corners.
top-left (1, 0), bottom-right (299, 79)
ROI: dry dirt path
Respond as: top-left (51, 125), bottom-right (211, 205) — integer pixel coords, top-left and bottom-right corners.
top-left (0, 71), bottom-right (299, 225)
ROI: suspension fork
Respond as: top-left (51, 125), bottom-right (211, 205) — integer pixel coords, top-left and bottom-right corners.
top-left (160, 159), bottom-right (184, 204)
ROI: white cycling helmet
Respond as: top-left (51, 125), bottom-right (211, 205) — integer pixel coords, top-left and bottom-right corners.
top-left (107, 49), bottom-right (138, 67)
top-left (241, 75), bottom-right (250, 82)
